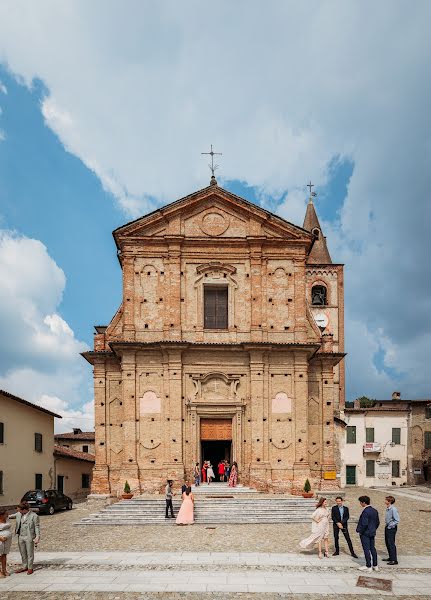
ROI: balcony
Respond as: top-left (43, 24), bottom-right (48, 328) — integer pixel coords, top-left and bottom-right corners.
top-left (363, 442), bottom-right (382, 453)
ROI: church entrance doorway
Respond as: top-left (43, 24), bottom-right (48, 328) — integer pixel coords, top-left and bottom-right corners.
top-left (200, 418), bottom-right (233, 480)
top-left (201, 440), bottom-right (232, 476)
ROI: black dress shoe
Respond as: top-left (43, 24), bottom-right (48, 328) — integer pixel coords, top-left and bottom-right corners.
top-left (388, 561), bottom-right (398, 565)
top-left (351, 554), bottom-right (359, 559)
top-left (332, 552), bottom-right (339, 556)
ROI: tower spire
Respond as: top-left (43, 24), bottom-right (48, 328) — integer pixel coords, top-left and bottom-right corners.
top-left (303, 181), bottom-right (332, 264)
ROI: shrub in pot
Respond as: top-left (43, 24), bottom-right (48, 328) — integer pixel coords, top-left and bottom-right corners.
top-left (122, 480), bottom-right (133, 499)
top-left (302, 478), bottom-right (314, 498)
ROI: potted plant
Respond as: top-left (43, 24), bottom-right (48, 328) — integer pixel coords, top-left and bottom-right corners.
top-left (302, 478), bottom-right (314, 498)
top-left (122, 480), bottom-right (133, 500)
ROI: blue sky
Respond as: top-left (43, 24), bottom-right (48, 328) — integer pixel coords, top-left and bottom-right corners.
top-left (0, 2), bottom-right (430, 430)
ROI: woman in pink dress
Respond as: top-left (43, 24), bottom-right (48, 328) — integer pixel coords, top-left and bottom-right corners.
top-left (176, 486), bottom-right (194, 525)
top-left (228, 461), bottom-right (238, 487)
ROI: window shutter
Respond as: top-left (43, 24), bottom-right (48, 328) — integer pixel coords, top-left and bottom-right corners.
top-left (204, 287), bottom-right (228, 329)
top-left (392, 428), bottom-right (401, 445)
top-left (346, 426), bottom-right (356, 444)
top-left (425, 431), bottom-right (431, 449)
top-left (35, 433), bottom-right (43, 453)
top-left (0, 422), bottom-right (4, 444)
top-left (215, 287), bottom-right (228, 328)
top-left (391, 460), bottom-right (400, 477)
top-left (366, 460), bottom-right (375, 477)
top-left (366, 428), bottom-right (375, 443)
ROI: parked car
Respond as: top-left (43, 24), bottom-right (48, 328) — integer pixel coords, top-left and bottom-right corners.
top-left (21, 489), bottom-right (73, 515)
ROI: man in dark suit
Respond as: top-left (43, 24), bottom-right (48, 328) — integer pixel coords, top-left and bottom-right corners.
top-left (331, 496), bottom-right (358, 557)
top-left (356, 495), bottom-right (380, 572)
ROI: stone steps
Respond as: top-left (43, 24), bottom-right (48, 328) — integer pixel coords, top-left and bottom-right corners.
top-left (78, 495), bottom-right (316, 525)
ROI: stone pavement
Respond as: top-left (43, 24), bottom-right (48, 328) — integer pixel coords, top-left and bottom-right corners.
top-left (1, 551), bottom-right (431, 596)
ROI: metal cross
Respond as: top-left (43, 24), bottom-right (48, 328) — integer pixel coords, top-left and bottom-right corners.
top-left (201, 144), bottom-right (222, 177)
top-left (307, 181), bottom-right (317, 197)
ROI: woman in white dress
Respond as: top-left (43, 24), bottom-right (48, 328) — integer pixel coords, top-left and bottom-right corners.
top-left (299, 497), bottom-right (330, 558)
top-left (206, 462), bottom-right (215, 484)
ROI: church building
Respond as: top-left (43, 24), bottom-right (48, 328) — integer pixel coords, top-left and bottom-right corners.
top-left (83, 176), bottom-right (345, 494)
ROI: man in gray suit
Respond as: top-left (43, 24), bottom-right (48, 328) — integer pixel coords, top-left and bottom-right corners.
top-left (11, 502), bottom-right (41, 574)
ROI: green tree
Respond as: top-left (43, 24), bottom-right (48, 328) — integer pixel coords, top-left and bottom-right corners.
top-left (356, 396), bottom-right (376, 408)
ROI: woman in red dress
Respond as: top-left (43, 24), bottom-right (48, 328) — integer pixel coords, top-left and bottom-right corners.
top-left (201, 461), bottom-right (207, 483)
top-left (218, 460), bottom-right (225, 482)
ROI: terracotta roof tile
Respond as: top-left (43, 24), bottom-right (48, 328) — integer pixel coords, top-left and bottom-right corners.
top-left (55, 431), bottom-right (95, 441)
top-left (54, 445), bottom-right (95, 462)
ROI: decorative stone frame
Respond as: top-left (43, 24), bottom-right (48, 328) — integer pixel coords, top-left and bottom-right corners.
top-left (186, 371), bottom-right (245, 471)
top-left (194, 262), bottom-right (238, 331)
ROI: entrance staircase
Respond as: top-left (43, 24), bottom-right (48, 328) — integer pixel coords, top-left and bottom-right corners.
top-left (79, 483), bottom-right (316, 526)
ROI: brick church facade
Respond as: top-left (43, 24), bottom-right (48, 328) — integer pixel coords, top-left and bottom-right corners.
top-left (83, 177), bottom-right (345, 494)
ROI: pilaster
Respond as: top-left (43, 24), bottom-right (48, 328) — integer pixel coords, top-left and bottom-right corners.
top-left (122, 254), bottom-right (135, 341)
top-left (121, 349), bottom-right (139, 490)
top-left (293, 257), bottom-right (307, 343)
top-left (91, 358), bottom-right (110, 494)
top-left (293, 351), bottom-right (311, 485)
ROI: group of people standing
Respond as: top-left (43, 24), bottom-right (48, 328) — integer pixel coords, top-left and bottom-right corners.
top-left (194, 460), bottom-right (238, 487)
top-left (299, 494), bottom-right (399, 570)
top-left (167, 461), bottom-right (239, 525)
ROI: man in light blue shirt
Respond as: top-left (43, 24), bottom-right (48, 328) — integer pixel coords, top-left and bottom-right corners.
top-left (383, 495), bottom-right (399, 565)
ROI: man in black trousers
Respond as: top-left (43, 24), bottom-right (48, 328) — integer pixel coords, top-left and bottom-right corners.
top-left (331, 496), bottom-right (358, 557)
top-left (356, 495), bottom-right (380, 572)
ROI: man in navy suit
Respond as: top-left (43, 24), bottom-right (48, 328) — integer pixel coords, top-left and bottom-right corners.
top-left (356, 495), bottom-right (380, 572)
top-left (331, 496), bottom-right (358, 557)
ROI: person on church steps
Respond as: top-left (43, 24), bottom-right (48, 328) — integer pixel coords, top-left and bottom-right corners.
top-left (299, 497), bottom-right (330, 559)
top-left (356, 495), bottom-right (380, 572)
top-left (206, 462), bottom-right (215, 484)
top-left (176, 486), bottom-right (194, 525)
top-left (181, 479), bottom-right (189, 494)
top-left (193, 463), bottom-right (200, 486)
top-left (201, 462), bottom-right (207, 483)
top-left (165, 480), bottom-right (175, 519)
top-left (331, 496), bottom-right (358, 558)
top-left (382, 495), bottom-right (399, 565)
top-left (225, 461), bottom-right (231, 482)
top-left (228, 462), bottom-right (238, 487)
top-left (218, 460), bottom-right (225, 482)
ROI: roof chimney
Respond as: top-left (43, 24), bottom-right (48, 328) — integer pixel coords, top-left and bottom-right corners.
top-left (392, 391), bottom-right (401, 401)
top-left (73, 428), bottom-right (82, 434)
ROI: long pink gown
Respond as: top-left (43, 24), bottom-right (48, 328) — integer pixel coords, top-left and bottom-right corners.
top-left (176, 492), bottom-right (194, 525)
top-left (228, 465), bottom-right (238, 487)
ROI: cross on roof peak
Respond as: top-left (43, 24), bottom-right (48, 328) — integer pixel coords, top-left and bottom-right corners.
top-left (201, 144), bottom-right (222, 184)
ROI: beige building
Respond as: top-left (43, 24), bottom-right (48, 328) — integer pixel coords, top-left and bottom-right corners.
top-left (0, 390), bottom-right (61, 507)
top-left (83, 179), bottom-right (345, 495)
top-left (341, 393), bottom-right (431, 487)
top-left (341, 397), bottom-right (409, 487)
top-left (54, 445), bottom-right (95, 499)
top-left (55, 429), bottom-right (95, 455)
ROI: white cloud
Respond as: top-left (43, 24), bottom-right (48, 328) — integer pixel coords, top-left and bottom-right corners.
top-left (0, 231), bottom-right (93, 432)
top-left (0, 2), bottom-right (430, 398)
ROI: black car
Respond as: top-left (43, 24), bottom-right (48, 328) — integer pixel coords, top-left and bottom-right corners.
top-left (21, 489), bottom-right (73, 515)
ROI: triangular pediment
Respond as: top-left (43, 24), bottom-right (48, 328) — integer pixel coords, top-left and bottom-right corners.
top-left (113, 184), bottom-right (312, 244)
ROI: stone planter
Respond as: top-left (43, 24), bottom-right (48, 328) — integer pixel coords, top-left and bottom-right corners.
top-left (302, 492), bottom-right (314, 498)
top-left (121, 493), bottom-right (134, 500)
